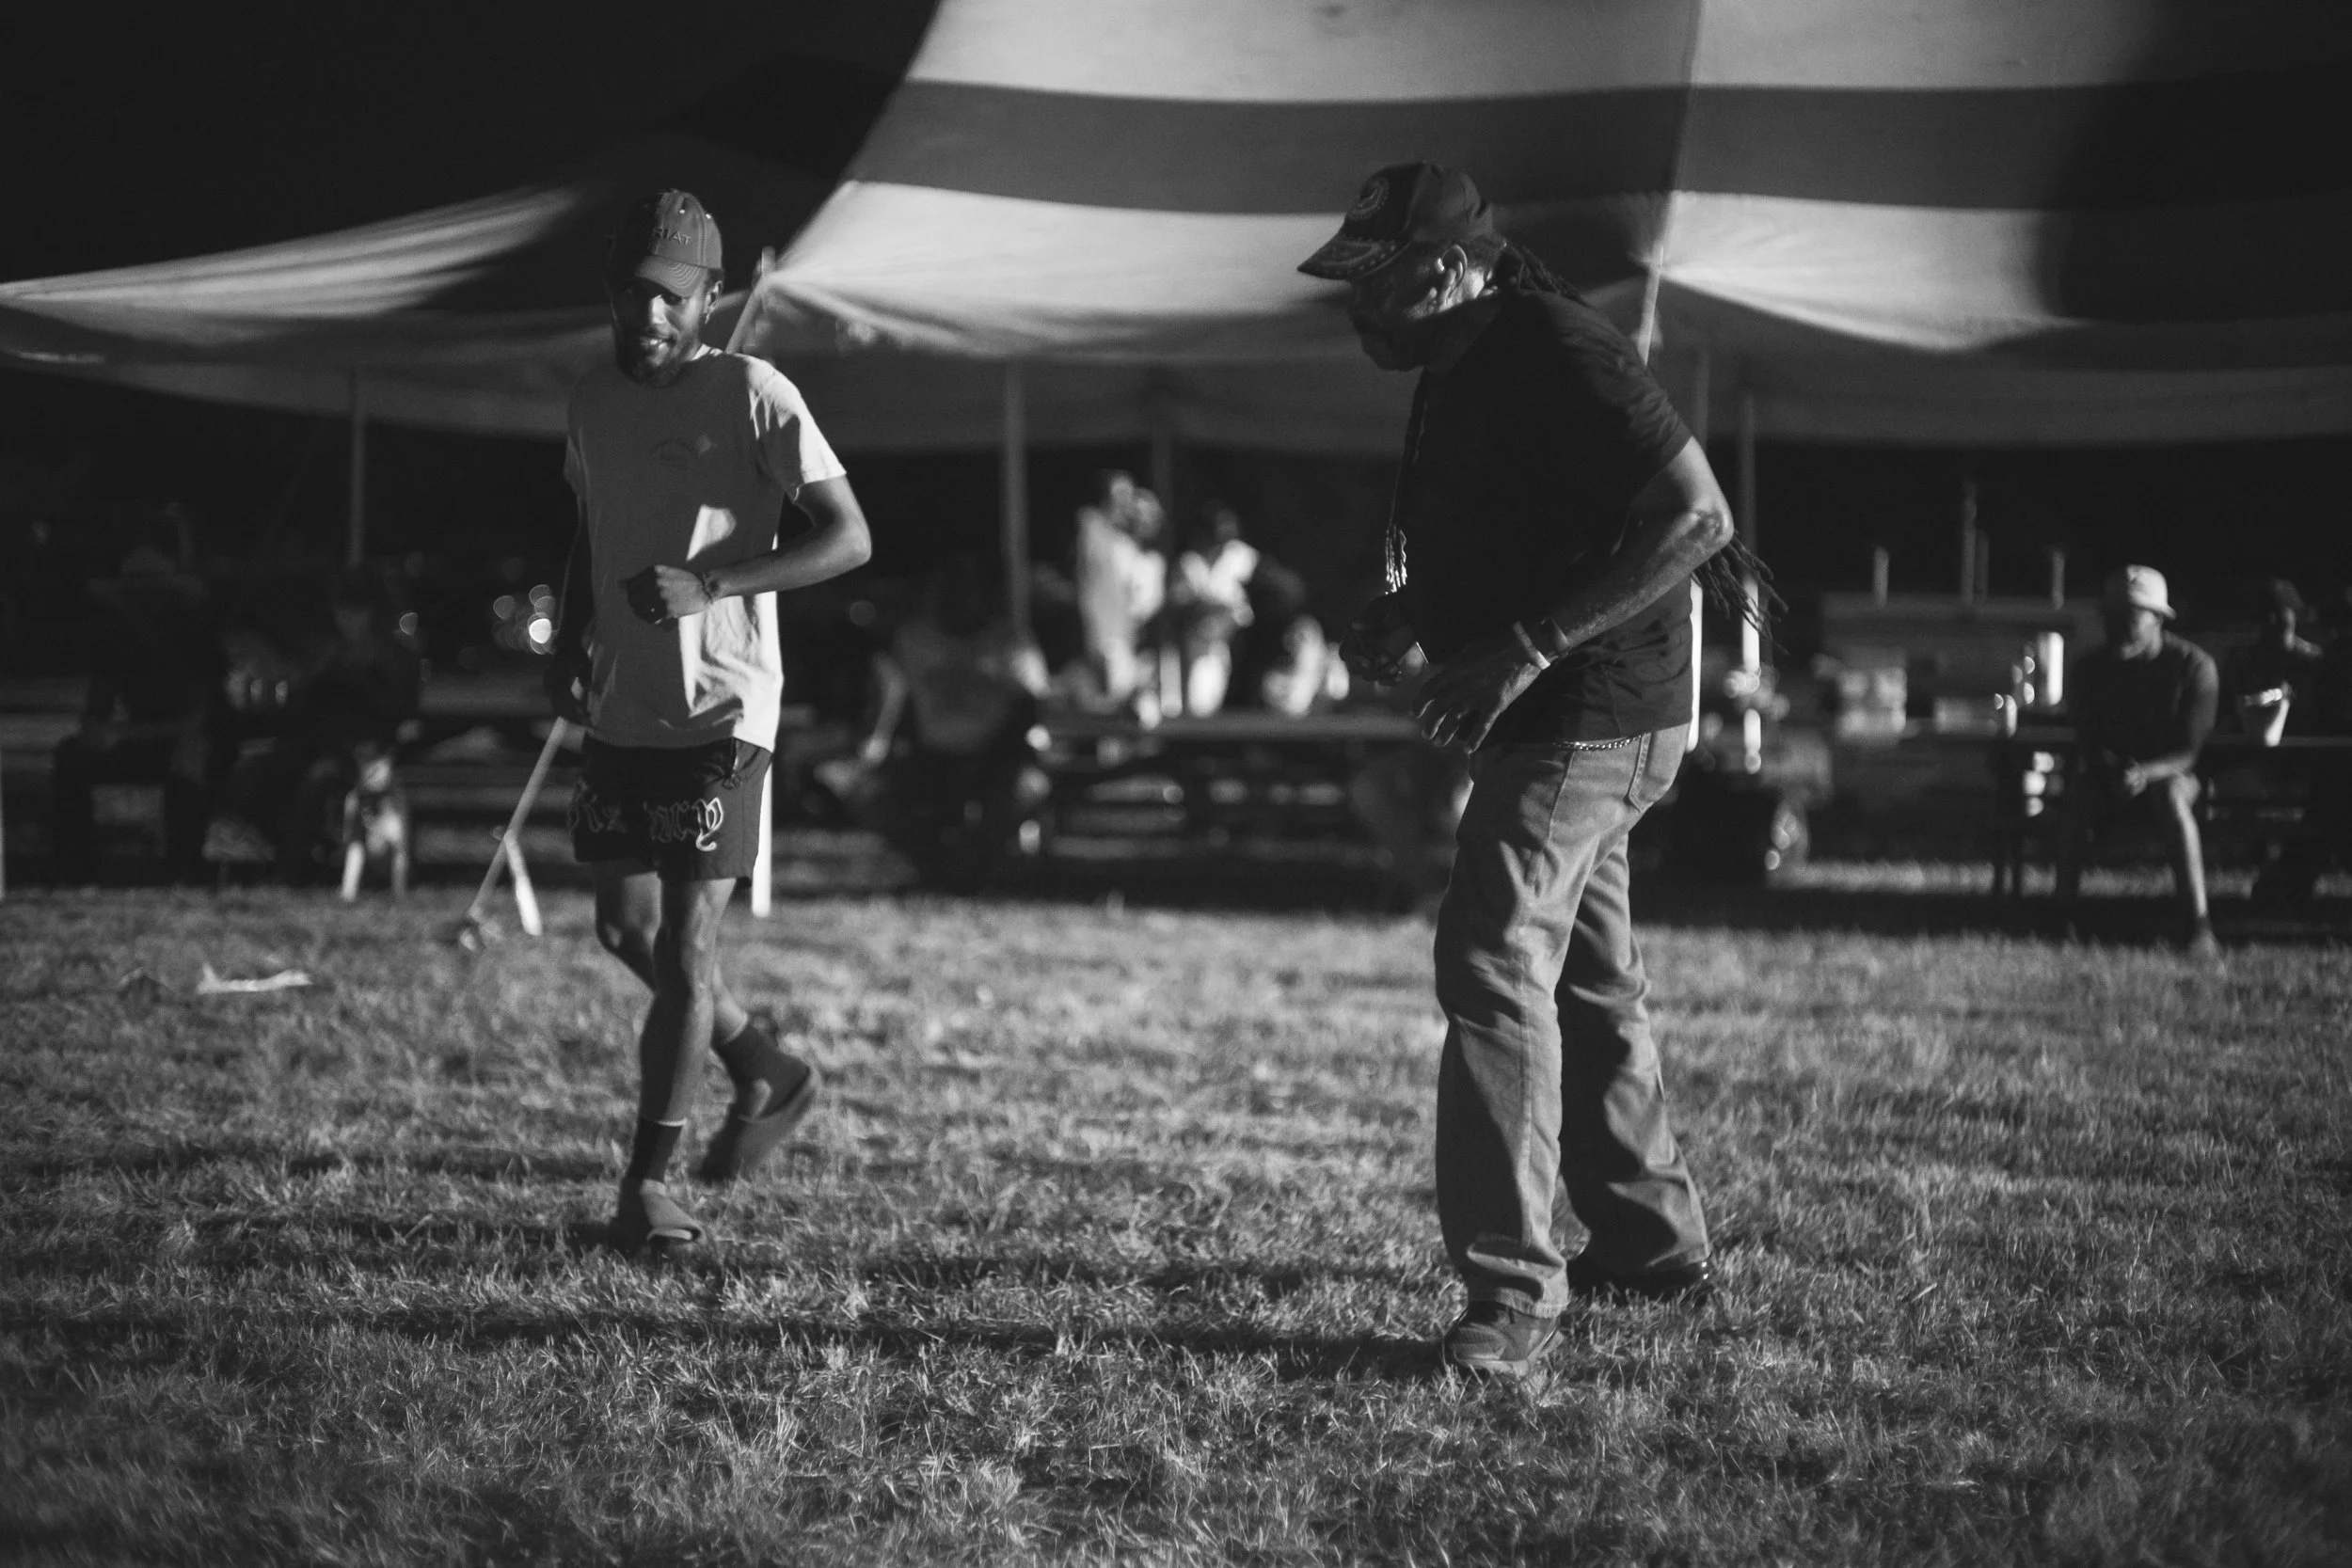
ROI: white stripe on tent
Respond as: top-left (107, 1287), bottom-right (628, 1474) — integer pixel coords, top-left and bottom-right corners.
top-left (0, 186), bottom-right (587, 318)
top-left (910, 0), bottom-right (2343, 99)
top-left (909, 0), bottom-right (1700, 99)
top-left (1690, 0), bottom-right (2347, 88)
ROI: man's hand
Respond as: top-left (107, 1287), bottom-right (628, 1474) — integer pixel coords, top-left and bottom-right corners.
top-left (1415, 632), bottom-right (1547, 752)
top-left (544, 649), bottom-right (593, 724)
top-left (623, 564), bottom-right (718, 626)
top-left (2119, 762), bottom-right (2149, 797)
top-left (1341, 592), bottom-right (1420, 685)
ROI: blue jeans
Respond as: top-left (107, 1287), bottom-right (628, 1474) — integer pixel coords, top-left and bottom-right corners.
top-left (1433, 728), bottom-right (1710, 1316)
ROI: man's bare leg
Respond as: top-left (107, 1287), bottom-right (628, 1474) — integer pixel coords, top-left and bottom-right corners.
top-left (593, 860), bottom-right (817, 1190)
top-left (610, 873), bottom-right (738, 1252)
top-left (2157, 776), bottom-right (2216, 948)
top-left (593, 862), bottom-right (749, 1045)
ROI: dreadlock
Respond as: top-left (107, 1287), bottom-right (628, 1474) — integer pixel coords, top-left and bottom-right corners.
top-left (1487, 241), bottom-right (1783, 650)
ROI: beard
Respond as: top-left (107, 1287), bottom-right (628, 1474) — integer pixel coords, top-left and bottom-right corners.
top-left (612, 325), bottom-right (696, 385)
top-left (1350, 313), bottom-right (1423, 371)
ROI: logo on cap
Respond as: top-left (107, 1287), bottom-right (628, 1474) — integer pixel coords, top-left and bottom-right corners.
top-left (1347, 176), bottom-right (1390, 223)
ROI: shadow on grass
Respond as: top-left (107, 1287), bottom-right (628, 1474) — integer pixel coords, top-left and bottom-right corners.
top-left (3, 1142), bottom-right (611, 1185)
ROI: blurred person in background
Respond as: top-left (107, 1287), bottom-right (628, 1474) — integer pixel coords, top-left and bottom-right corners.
top-left (830, 553), bottom-right (1051, 889)
top-left (269, 567), bottom-right (422, 878)
top-left (2222, 577), bottom-right (2323, 745)
top-left (2060, 565), bottom-right (2221, 954)
top-left (1168, 501), bottom-right (1260, 717)
top-left (50, 519), bottom-right (223, 883)
top-left (2254, 579), bottom-right (2352, 909)
top-left (545, 190), bottom-right (872, 1256)
top-left (1072, 468), bottom-right (1167, 714)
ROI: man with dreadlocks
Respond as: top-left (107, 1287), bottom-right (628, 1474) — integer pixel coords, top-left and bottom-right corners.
top-left (1304, 163), bottom-right (1759, 1380)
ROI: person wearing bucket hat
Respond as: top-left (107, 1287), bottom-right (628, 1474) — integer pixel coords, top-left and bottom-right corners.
top-left (2060, 565), bottom-right (2221, 955)
top-left (1300, 163), bottom-right (1777, 1380)
top-left (545, 189), bottom-right (876, 1256)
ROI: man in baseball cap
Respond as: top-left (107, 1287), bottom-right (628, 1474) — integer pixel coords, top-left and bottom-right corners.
top-left (547, 188), bottom-right (877, 1254)
top-left (1298, 162), bottom-right (1498, 282)
top-left (2061, 564), bottom-right (2221, 955)
top-left (604, 190), bottom-right (725, 388)
top-left (1303, 158), bottom-right (1740, 1381)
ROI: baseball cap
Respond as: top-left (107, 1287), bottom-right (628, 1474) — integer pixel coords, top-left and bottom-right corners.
top-left (2103, 564), bottom-right (2174, 620)
top-left (2260, 576), bottom-right (2308, 615)
top-left (609, 190), bottom-right (723, 294)
top-left (1297, 163), bottom-right (1497, 282)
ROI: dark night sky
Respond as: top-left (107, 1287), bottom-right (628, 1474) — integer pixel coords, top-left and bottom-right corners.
top-left (4, 3), bottom-right (2347, 631)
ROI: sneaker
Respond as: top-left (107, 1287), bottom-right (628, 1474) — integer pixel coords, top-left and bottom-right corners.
top-left (1440, 1301), bottom-right (1560, 1380)
top-left (608, 1180), bottom-right (707, 1258)
top-left (1565, 1253), bottom-right (1717, 1304)
top-left (695, 1026), bottom-right (821, 1183)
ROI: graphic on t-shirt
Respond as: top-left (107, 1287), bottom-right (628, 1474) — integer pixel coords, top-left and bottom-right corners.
top-left (652, 436), bottom-right (714, 465)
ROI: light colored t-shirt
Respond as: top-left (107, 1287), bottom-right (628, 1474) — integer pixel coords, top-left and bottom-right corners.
top-left (564, 350), bottom-right (847, 750)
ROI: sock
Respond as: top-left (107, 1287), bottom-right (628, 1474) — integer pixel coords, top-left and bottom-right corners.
top-left (624, 1118), bottom-right (685, 1187)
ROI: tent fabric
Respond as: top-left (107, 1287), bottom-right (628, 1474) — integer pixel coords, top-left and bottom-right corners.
top-left (1, 1), bottom-right (2347, 451)
top-left (746, 0), bottom-right (2352, 449)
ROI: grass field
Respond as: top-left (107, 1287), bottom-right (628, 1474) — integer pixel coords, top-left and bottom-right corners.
top-left (4, 873), bottom-right (2348, 1565)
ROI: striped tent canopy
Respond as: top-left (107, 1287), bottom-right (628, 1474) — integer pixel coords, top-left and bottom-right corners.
top-left (751, 0), bottom-right (2352, 451)
top-left (2, 0), bottom-right (2344, 453)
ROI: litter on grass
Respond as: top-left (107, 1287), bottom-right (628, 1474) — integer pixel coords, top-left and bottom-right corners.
top-left (196, 963), bottom-right (314, 995)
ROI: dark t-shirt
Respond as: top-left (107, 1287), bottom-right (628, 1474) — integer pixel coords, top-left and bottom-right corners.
top-left (2071, 632), bottom-right (2219, 766)
top-left (1396, 288), bottom-right (1694, 742)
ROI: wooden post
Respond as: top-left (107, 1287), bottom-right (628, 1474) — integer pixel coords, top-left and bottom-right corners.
top-left (345, 371), bottom-right (367, 567)
top-left (749, 769), bottom-right (773, 918)
top-left (1736, 388), bottom-right (1762, 773)
top-left (1871, 546), bottom-right (1890, 606)
top-left (1959, 477), bottom-right (1979, 604)
top-left (1147, 390), bottom-right (1181, 714)
top-left (2047, 546), bottom-right (2067, 609)
top-left (1000, 363), bottom-right (1030, 638)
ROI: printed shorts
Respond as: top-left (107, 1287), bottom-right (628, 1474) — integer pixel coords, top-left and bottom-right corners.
top-left (568, 737), bottom-right (771, 881)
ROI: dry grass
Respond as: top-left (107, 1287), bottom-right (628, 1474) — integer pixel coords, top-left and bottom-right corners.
top-left (3, 877), bottom-right (2348, 1565)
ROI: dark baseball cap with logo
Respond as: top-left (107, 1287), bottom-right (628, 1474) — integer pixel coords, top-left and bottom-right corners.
top-left (609, 190), bottom-right (723, 293)
top-left (1297, 163), bottom-right (1497, 282)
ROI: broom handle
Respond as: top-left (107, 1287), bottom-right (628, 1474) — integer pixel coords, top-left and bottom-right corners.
top-left (469, 718), bottom-right (567, 920)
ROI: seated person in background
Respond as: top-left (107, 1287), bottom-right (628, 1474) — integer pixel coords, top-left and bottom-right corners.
top-left (268, 569), bottom-right (423, 878)
top-left (2254, 581), bottom-right (2352, 909)
top-left (50, 531), bottom-right (224, 883)
top-left (2222, 577), bottom-right (2324, 744)
top-left (1168, 501), bottom-right (1260, 718)
top-left (2059, 565), bottom-right (2221, 954)
top-left (834, 555), bottom-right (1051, 887)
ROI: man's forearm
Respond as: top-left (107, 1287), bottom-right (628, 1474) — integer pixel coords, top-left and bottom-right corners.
top-left (702, 529), bottom-right (868, 601)
top-left (701, 483), bottom-right (872, 602)
top-left (1527, 507), bottom-right (1732, 657)
top-left (2133, 749), bottom-right (2201, 783)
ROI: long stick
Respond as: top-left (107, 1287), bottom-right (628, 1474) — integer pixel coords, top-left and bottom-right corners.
top-left (468, 719), bottom-right (566, 926)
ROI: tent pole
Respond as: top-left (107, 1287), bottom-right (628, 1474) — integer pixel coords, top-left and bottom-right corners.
top-left (345, 371), bottom-right (367, 567)
top-left (1000, 363), bottom-right (1030, 638)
